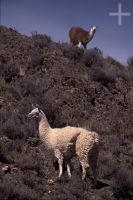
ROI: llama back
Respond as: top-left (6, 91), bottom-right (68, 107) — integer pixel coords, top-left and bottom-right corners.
top-left (69, 27), bottom-right (88, 42)
top-left (75, 129), bottom-right (99, 154)
top-left (51, 126), bottom-right (80, 149)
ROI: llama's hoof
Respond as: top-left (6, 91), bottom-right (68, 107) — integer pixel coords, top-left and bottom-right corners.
top-left (68, 175), bottom-right (72, 179)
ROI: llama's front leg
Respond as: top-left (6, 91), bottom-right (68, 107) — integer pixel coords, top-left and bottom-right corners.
top-left (58, 158), bottom-right (63, 177)
top-left (77, 41), bottom-right (82, 48)
top-left (54, 149), bottom-right (63, 178)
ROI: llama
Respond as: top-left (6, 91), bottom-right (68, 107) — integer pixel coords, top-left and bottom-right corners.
top-left (69, 25), bottom-right (97, 49)
top-left (28, 105), bottom-right (99, 184)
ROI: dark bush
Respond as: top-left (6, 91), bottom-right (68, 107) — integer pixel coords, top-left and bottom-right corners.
top-left (0, 174), bottom-right (39, 200)
top-left (83, 48), bottom-right (103, 67)
top-left (113, 169), bottom-right (133, 199)
top-left (92, 68), bottom-right (115, 87)
top-left (0, 63), bottom-right (19, 82)
top-left (98, 153), bottom-right (118, 179)
top-left (60, 43), bottom-right (84, 61)
top-left (127, 56), bottom-right (133, 66)
top-left (106, 56), bottom-right (123, 67)
top-left (28, 48), bottom-right (44, 68)
top-left (32, 31), bottom-right (51, 48)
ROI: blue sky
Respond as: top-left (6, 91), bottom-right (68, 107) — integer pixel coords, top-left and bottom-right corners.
top-left (1, 0), bottom-right (133, 64)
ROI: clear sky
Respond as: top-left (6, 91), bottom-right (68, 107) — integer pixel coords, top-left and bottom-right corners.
top-left (1, 0), bottom-right (133, 64)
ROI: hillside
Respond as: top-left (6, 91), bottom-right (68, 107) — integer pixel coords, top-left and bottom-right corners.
top-left (0, 26), bottom-right (133, 200)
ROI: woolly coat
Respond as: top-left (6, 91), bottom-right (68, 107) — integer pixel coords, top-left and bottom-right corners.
top-left (39, 113), bottom-right (99, 161)
top-left (28, 107), bottom-right (99, 180)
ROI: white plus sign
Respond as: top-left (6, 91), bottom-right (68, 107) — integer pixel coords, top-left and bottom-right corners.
top-left (109, 3), bottom-right (131, 25)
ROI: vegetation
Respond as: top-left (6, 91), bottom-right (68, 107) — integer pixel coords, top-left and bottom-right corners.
top-left (0, 26), bottom-right (133, 200)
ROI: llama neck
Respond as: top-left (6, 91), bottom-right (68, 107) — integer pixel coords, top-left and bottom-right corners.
top-left (89, 28), bottom-right (95, 40)
top-left (38, 112), bottom-right (52, 147)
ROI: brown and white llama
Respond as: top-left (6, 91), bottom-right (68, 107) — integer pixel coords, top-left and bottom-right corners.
top-left (69, 25), bottom-right (97, 49)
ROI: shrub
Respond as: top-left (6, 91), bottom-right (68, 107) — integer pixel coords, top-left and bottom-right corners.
top-left (113, 169), bottom-right (133, 199)
top-left (98, 152), bottom-right (118, 179)
top-left (83, 48), bottom-right (103, 67)
top-left (0, 174), bottom-right (39, 200)
top-left (28, 48), bottom-right (44, 68)
top-left (92, 68), bottom-right (115, 87)
top-left (32, 32), bottom-right (51, 48)
top-left (60, 43), bottom-right (84, 62)
top-left (2, 118), bottom-right (26, 140)
top-left (0, 63), bottom-right (19, 82)
top-left (106, 56), bottom-right (123, 67)
top-left (127, 56), bottom-right (133, 66)
top-left (0, 77), bottom-right (10, 92)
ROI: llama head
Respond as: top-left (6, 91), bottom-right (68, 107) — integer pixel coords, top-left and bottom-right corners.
top-left (28, 104), bottom-right (42, 119)
top-left (90, 25), bottom-right (97, 33)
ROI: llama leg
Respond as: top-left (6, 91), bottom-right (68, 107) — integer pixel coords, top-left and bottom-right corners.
top-left (66, 161), bottom-right (71, 178)
top-left (77, 150), bottom-right (89, 180)
top-left (58, 158), bottom-right (63, 177)
top-left (54, 149), bottom-right (63, 177)
top-left (92, 160), bottom-right (98, 187)
top-left (89, 146), bottom-right (99, 187)
top-left (80, 161), bottom-right (89, 180)
top-left (83, 43), bottom-right (87, 49)
top-left (78, 154), bottom-right (89, 180)
top-left (77, 41), bottom-right (82, 48)
top-left (92, 167), bottom-right (97, 187)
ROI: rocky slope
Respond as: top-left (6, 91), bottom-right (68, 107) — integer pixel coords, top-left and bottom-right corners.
top-left (0, 26), bottom-right (133, 200)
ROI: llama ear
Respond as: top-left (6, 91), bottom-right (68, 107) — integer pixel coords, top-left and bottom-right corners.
top-left (32, 104), bottom-right (36, 109)
top-left (35, 104), bottom-right (40, 108)
top-left (35, 104), bottom-right (41, 112)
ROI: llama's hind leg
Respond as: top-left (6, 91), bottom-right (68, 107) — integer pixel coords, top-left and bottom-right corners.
top-left (80, 161), bottom-right (90, 180)
top-left (89, 146), bottom-right (99, 187)
top-left (76, 147), bottom-right (90, 180)
top-left (77, 152), bottom-right (90, 180)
